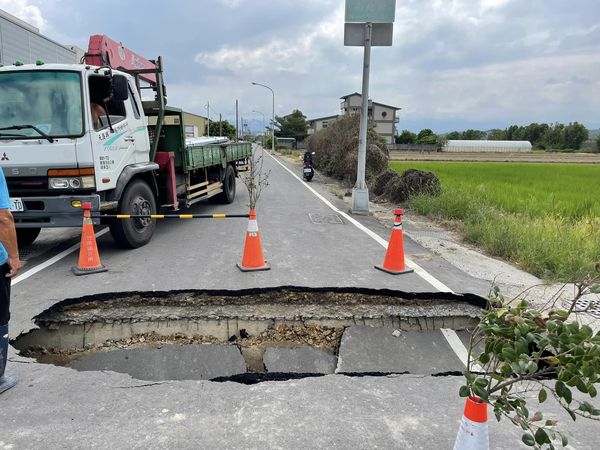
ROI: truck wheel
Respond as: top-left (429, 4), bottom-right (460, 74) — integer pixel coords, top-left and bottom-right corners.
top-left (17, 228), bottom-right (41, 247)
top-left (215, 165), bottom-right (236, 204)
top-left (109, 179), bottom-right (156, 249)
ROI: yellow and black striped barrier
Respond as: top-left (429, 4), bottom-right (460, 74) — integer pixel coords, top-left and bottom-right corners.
top-left (92, 213), bottom-right (250, 220)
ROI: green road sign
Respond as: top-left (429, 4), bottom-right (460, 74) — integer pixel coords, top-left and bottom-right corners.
top-left (345, 0), bottom-right (396, 23)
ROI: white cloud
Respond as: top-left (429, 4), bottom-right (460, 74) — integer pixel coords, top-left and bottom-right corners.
top-left (0, 0), bottom-right (47, 31)
top-left (217, 0), bottom-right (245, 8)
top-left (194, 5), bottom-right (344, 75)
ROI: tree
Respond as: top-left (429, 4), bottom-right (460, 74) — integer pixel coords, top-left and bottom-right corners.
top-left (274, 109), bottom-right (309, 142)
top-left (596, 135), bottom-right (600, 153)
top-left (487, 129), bottom-right (507, 140)
top-left (462, 129), bottom-right (486, 140)
top-left (417, 129), bottom-right (438, 145)
top-left (563, 122), bottom-right (589, 150)
top-left (446, 131), bottom-right (461, 140)
top-left (395, 130), bottom-right (417, 144)
top-left (205, 119), bottom-right (236, 139)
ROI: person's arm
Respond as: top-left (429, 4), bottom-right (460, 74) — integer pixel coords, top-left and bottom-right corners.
top-left (0, 209), bottom-right (21, 277)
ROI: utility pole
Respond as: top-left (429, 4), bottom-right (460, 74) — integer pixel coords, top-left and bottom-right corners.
top-left (344, 0), bottom-right (395, 214)
top-left (235, 99), bottom-right (239, 142)
top-left (206, 101), bottom-right (210, 138)
top-left (219, 113), bottom-right (222, 137)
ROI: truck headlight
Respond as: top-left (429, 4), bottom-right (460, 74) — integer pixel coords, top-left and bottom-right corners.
top-left (48, 168), bottom-right (96, 190)
top-left (49, 178), bottom-right (70, 189)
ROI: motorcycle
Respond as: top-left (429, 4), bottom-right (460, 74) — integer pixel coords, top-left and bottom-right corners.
top-left (303, 152), bottom-right (315, 181)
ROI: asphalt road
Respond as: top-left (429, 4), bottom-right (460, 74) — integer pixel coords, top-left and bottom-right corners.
top-left (2, 147), bottom-right (598, 449)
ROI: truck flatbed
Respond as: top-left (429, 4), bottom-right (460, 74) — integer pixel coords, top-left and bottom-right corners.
top-left (185, 141), bottom-right (252, 171)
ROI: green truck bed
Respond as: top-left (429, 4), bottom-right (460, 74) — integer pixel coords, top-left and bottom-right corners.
top-left (184, 142), bottom-right (252, 171)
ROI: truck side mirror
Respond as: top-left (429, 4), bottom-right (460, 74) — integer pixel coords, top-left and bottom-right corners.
top-left (112, 75), bottom-right (129, 102)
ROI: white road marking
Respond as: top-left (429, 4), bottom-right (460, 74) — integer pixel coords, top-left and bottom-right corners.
top-left (265, 150), bottom-right (453, 293)
top-left (440, 328), bottom-right (482, 372)
top-left (12, 229), bottom-right (109, 286)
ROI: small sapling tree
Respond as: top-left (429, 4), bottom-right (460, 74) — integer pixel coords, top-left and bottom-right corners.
top-left (241, 145), bottom-right (271, 210)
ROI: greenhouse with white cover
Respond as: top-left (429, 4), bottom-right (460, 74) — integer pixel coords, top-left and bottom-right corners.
top-left (444, 140), bottom-right (532, 153)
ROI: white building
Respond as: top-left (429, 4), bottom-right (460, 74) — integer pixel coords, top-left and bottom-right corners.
top-left (340, 93), bottom-right (400, 144)
top-left (307, 114), bottom-right (340, 136)
top-left (0, 9), bottom-right (76, 65)
top-left (444, 140), bottom-right (532, 153)
top-left (308, 93), bottom-right (401, 144)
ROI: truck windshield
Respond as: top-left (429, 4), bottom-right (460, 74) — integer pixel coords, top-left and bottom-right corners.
top-left (0, 70), bottom-right (83, 138)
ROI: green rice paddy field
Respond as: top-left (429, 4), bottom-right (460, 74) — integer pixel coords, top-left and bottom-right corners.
top-left (390, 161), bottom-right (600, 281)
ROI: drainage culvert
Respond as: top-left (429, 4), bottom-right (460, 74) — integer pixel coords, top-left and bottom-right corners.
top-left (14, 287), bottom-right (486, 383)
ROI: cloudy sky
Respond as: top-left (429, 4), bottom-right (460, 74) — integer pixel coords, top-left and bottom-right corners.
top-left (2, 0), bottom-right (599, 132)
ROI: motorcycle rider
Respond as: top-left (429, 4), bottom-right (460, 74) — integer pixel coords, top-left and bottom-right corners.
top-left (303, 150), bottom-right (314, 165)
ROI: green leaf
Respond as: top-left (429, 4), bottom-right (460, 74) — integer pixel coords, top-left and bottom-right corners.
top-left (563, 386), bottom-right (572, 404)
top-left (555, 380), bottom-right (566, 397)
top-left (478, 352), bottom-right (490, 365)
top-left (589, 385), bottom-right (597, 398)
top-left (459, 385), bottom-right (471, 398)
top-left (538, 388), bottom-right (548, 403)
top-left (522, 433), bottom-right (536, 446)
top-left (567, 409), bottom-right (576, 421)
top-left (576, 378), bottom-right (588, 394)
top-left (535, 427), bottom-right (550, 445)
top-left (474, 378), bottom-right (489, 388)
top-left (580, 325), bottom-right (593, 339)
top-left (579, 402), bottom-right (592, 414)
top-left (502, 346), bottom-right (518, 361)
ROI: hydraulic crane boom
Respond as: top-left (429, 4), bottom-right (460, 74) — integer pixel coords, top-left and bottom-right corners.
top-left (85, 34), bottom-right (157, 84)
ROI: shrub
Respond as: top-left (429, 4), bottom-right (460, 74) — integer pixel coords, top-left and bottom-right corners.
top-left (307, 114), bottom-right (388, 185)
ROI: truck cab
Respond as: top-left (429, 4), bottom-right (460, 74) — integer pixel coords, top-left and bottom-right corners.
top-left (0, 34), bottom-right (250, 249)
top-left (0, 62), bottom-right (155, 245)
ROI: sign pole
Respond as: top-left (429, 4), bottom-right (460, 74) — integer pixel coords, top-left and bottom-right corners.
top-left (351, 22), bottom-right (372, 214)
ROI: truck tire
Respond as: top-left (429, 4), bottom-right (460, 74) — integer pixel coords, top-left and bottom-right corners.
top-left (16, 227), bottom-right (41, 247)
top-left (109, 179), bottom-right (156, 249)
top-left (214, 165), bottom-right (236, 204)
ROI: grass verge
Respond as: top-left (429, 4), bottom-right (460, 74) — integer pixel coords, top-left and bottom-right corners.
top-left (390, 161), bottom-right (600, 281)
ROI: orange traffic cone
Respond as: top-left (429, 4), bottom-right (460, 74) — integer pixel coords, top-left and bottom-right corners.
top-left (237, 209), bottom-right (270, 272)
top-left (72, 202), bottom-right (107, 276)
top-left (375, 209), bottom-right (414, 275)
top-left (453, 396), bottom-right (489, 450)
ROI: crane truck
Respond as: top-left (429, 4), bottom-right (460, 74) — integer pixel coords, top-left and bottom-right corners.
top-left (0, 35), bottom-right (251, 248)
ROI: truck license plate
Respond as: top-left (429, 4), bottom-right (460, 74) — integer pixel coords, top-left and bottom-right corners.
top-left (9, 198), bottom-right (24, 212)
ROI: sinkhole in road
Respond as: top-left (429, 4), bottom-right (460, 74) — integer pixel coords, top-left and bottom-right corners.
top-left (13, 287), bottom-right (486, 383)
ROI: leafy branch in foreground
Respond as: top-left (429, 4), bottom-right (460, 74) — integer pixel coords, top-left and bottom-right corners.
top-left (460, 269), bottom-right (600, 449)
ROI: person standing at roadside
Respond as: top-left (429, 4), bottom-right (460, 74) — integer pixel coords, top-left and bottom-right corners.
top-left (0, 167), bottom-right (21, 394)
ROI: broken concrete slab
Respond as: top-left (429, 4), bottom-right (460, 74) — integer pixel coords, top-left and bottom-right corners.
top-left (68, 344), bottom-right (246, 381)
top-left (263, 346), bottom-right (337, 374)
top-left (336, 327), bottom-right (464, 374)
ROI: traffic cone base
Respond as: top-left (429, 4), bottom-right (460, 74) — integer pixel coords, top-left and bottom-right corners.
top-left (236, 262), bottom-right (270, 272)
top-left (374, 265), bottom-right (414, 275)
top-left (72, 265), bottom-right (107, 276)
top-left (238, 209), bottom-right (270, 272)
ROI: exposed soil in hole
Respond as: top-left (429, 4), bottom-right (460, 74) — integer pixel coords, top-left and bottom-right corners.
top-left (14, 287), bottom-right (485, 380)
top-left (21, 324), bottom-right (345, 372)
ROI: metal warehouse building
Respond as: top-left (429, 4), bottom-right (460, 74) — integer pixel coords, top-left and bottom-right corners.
top-left (0, 9), bottom-right (75, 65)
top-left (444, 140), bottom-right (532, 153)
